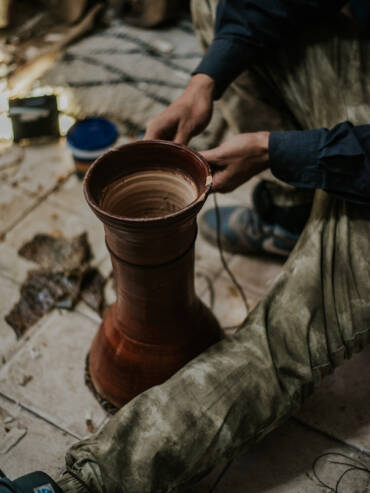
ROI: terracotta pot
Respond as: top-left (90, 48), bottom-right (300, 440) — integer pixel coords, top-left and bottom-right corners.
top-left (84, 140), bottom-right (222, 407)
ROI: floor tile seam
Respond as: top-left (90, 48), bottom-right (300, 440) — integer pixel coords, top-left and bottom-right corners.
top-left (0, 271), bottom-right (20, 286)
top-left (0, 326), bottom-right (48, 374)
top-left (2, 172), bottom-right (74, 236)
top-left (205, 253), bottom-right (269, 305)
top-left (0, 305), bottom-right (56, 370)
top-left (0, 390), bottom-right (81, 440)
top-left (213, 269), bottom-right (269, 298)
top-left (46, 179), bottom-right (88, 216)
top-left (70, 304), bottom-right (103, 325)
top-left (293, 417), bottom-right (370, 458)
top-left (227, 251), bottom-right (284, 268)
top-left (0, 163), bottom-right (24, 183)
top-left (75, 303), bottom-right (102, 325)
top-left (0, 308), bottom-right (97, 377)
top-left (47, 197), bottom-right (86, 217)
top-left (0, 263), bottom-right (37, 286)
top-left (222, 254), bottom-right (282, 291)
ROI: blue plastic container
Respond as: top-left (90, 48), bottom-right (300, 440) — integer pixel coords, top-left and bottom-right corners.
top-left (67, 117), bottom-right (118, 178)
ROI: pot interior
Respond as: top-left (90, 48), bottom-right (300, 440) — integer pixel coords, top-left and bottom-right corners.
top-left (100, 168), bottom-right (198, 219)
top-left (85, 141), bottom-right (211, 222)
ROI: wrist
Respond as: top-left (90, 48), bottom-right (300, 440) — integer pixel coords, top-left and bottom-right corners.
top-left (255, 131), bottom-right (270, 164)
top-left (187, 73), bottom-right (216, 98)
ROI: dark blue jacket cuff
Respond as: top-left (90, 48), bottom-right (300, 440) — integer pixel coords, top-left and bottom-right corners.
top-left (269, 123), bottom-right (370, 205)
top-left (269, 129), bottom-right (324, 188)
top-left (193, 38), bottom-right (251, 99)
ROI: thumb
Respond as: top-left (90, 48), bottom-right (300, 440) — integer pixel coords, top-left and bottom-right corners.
top-left (198, 147), bottom-right (223, 166)
top-left (211, 168), bottom-right (230, 193)
top-left (143, 128), bottom-right (156, 140)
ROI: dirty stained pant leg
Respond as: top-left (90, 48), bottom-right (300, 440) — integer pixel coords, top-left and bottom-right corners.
top-left (59, 191), bottom-right (370, 493)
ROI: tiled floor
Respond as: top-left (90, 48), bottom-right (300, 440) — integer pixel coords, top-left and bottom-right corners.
top-left (1, 141), bottom-right (370, 493)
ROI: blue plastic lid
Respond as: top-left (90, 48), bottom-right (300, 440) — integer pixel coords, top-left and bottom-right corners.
top-left (67, 117), bottom-right (118, 151)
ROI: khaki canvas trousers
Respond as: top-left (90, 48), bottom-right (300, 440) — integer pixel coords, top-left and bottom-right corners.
top-left (59, 3), bottom-right (370, 493)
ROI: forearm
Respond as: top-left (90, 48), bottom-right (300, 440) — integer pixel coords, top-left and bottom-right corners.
top-left (185, 73), bottom-right (216, 99)
top-left (193, 0), bottom-right (346, 98)
top-left (269, 122), bottom-right (370, 204)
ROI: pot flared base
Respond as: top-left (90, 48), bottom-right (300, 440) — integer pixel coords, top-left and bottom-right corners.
top-left (88, 302), bottom-right (222, 408)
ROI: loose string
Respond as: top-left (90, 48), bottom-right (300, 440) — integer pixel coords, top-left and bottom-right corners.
top-left (207, 193), bottom-right (252, 492)
top-left (312, 452), bottom-right (370, 492)
top-left (213, 193), bottom-right (250, 334)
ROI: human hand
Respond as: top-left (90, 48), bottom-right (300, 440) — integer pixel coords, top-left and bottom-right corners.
top-left (144, 73), bottom-right (215, 144)
top-left (199, 132), bottom-right (270, 193)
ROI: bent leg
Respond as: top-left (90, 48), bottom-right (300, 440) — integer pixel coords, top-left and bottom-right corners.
top-left (60, 191), bottom-right (370, 493)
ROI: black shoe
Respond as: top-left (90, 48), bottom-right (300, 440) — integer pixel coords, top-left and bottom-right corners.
top-left (0, 470), bottom-right (62, 493)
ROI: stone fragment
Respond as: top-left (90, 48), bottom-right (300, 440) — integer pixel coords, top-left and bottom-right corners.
top-left (0, 406), bottom-right (27, 455)
top-left (5, 232), bottom-right (105, 337)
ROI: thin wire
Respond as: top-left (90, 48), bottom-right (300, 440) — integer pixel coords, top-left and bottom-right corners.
top-left (213, 193), bottom-right (250, 334)
top-left (205, 193), bottom-right (252, 491)
top-left (312, 452), bottom-right (370, 492)
top-left (335, 466), bottom-right (369, 492)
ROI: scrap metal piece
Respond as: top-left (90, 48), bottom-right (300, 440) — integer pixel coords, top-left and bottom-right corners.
top-left (5, 232), bottom-right (101, 338)
top-left (5, 268), bottom-right (82, 337)
top-left (80, 267), bottom-right (105, 315)
top-left (18, 232), bottom-right (91, 271)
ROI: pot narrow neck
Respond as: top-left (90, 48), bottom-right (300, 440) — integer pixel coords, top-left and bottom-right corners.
top-left (111, 243), bottom-right (198, 344)
top-left (104, 215), bottom-right (198, 266)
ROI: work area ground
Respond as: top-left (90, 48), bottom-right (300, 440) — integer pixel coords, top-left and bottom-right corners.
top-left (1, 2), bottom-right (370, 492)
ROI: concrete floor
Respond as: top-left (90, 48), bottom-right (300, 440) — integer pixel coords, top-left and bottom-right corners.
top-left (1, 141), bottom-right (370, 492)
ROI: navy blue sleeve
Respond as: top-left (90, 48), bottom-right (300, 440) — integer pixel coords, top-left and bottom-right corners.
top-left (194, 0), bottom-right (346, 98)
top-left (269, 121), bottom-right (370, 204)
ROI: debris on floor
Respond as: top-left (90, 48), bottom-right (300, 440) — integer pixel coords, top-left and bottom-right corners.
top-left (2, 1), bottom-right (105, 93)
top-left (18, 232), bottom-right (91, 272)
top-left (5, 232), bottom-right (106, 338)
top-left (85, 410), bottom-right (97, 434)
top-left (80, 267), bottom-right (105, 314)
top-left (0, 406), bottom-right (27, 454)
